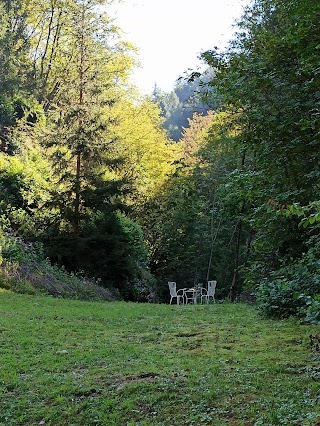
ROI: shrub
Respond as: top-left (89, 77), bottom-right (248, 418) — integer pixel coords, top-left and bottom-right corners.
top-left (256, 240), bottom-right (320, 324)
top-left (303, 296), bottom-right (320, 325)
top-left (0, 230), bottom-right (119, 301)
top-left (130, 263), bottom-right (158, 302)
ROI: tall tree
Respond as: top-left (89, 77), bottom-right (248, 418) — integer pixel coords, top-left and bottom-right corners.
top-left (21, 0), bottom-right (146, 296)
top-left (199, 0), bottom-right (320, 299)
top-left (41, 0), bottom-right (127, 234)
top-left (113, 97), bottom-right (177, 207)
top-left (0, 0), bottom-right (30, 97)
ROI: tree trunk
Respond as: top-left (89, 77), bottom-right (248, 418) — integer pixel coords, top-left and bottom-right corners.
top-left (228, 219), bottom-right (242, 301)
top-left (228, 149), bottom-right (247, 301)
top-left (73, 6), bottom-right (85, 237)
top-left (73, 151), bottom-right (81, 236)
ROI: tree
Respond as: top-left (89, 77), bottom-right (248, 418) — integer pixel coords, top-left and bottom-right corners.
top-left (113, 96), bottom-right (177, 207)
top-left (0, 0), bottom-right (30, 97)
top-left (199, 0), bottom-right (320, 303)
top-left (40, 1), bottom-right (125, 231)
top-left (140, 111), bottom-right (240, 298)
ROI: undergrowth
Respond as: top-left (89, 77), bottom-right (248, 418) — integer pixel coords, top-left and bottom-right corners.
top-left (0, 230), bottom-right (119, 301)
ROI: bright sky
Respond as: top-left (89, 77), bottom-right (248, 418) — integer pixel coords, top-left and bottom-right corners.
top-left (110, 0), bottom-right (250, 93)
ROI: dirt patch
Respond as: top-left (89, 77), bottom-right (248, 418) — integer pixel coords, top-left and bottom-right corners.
top-left (112, 372), bottom-right (159, 391)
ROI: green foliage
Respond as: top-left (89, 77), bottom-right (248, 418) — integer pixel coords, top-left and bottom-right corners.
top-left (43, 210), bottom-right (150, 300)
top-left (116, 211), bottom-right (148, 263)
top-left (2, 0), bottom-right (318, 308)
top-left (0, 230), bottom-right (118, 300)
top-left (250, 201), bottom-right (320, 322)
top-left (147, 176), bottom-right (214, 288)
top-left (0, 95), bottom-right (15, 126)
top-left (257, 239), bottom-right (320, 324)
top-left (0, 0), bottom-right (30, 97)
top-left (0, 95), bottom-right (44, 158)
top-left (140, 111), bottom-right (239, 298)
top-left (196, 0), bottom-right (320, 308)
top-left (113, 97), bottom-right (176, 204)
top-left (0, 137), bottom-right (53, 239)
top-left (278, 201), bottom-right (320, 229)
top-left (0, 0), bottom-right (158, 301)
top-left (0, 225), bottom-right (4, 264)
top-left (130, 263), bottom-right (158, 302)
top-left (304, 296), bottom-right (320, 325)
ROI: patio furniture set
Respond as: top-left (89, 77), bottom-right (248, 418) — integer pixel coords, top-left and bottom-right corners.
top-left (168, 280), bottom-right (216, 305)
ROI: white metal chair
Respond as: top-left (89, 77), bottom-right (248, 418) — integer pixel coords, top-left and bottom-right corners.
top-left (193, 284), bottom-right (206, 304)
top-left (197, 286), bottom-right (208, 304)
top-left (168, 282), bottom-right (184, 305)
top-left (201, 280), bottom-right (217, 304)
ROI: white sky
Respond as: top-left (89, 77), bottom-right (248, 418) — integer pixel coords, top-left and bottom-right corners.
top-left (109, 0), bottom-right (250, 93)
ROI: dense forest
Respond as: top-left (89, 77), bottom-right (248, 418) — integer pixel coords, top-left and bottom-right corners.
top-left (0, 0), bottom-right (319, 323)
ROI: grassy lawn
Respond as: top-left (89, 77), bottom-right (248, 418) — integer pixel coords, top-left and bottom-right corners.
top-left (0, 291), bottom-right (319, 425)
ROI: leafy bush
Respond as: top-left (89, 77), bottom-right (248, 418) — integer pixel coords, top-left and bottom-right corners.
top-left (303, 296), bottom-right (320, 325)
top-left (256, 240), bottom-right (320, 324)
top-left (130, 263), bottom-right (158, 302)
top-left (43, 210), bottom-right (151, 300)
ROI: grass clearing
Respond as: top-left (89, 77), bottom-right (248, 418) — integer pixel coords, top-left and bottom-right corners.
top-left (0, 291), bottom-right (319, 425)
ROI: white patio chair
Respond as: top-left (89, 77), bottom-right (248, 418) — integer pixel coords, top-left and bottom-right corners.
top-left (201, 280), bottom-right (217, 304)
top-left (168, 282), bottom-right (184, 305)
top-left (197, 286), bottom-right (208, 304)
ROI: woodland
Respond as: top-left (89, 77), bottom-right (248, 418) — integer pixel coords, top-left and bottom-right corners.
top-left (0, 0), bottom-right (319, 324)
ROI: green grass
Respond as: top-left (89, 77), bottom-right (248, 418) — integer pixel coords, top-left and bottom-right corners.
top-left (0, 291), bottom-right (319, 425)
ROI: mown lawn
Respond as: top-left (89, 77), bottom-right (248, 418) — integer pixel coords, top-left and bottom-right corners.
top-left (0, 291), bottom-right (319, 425)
